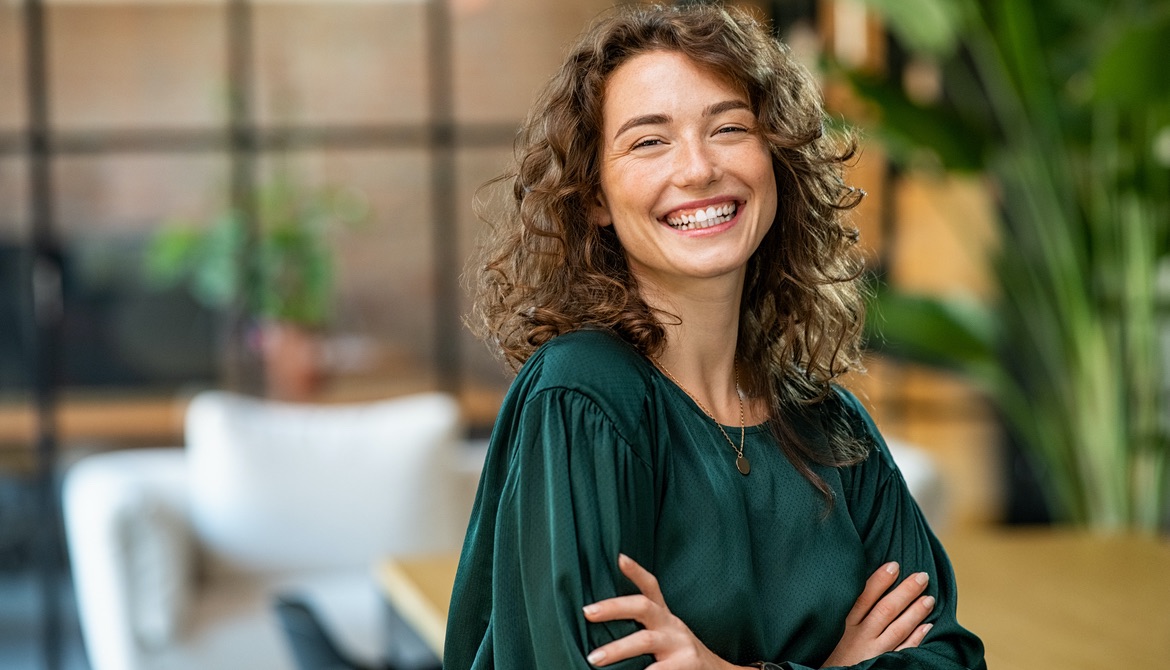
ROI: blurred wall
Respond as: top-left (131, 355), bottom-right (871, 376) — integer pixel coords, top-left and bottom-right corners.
top-left (0, 0), bottom-right (615, 396)
top-left (0, 0), bottom-right (1002, 525)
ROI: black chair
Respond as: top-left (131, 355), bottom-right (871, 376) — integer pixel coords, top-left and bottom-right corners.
top-left (273, 594), bottom-right (442, 670)
top-left (274, 594), bottom-right (377, 670)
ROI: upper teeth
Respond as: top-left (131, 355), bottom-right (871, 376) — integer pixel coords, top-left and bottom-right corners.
top-left (666, 202), bottom-right (737, 230)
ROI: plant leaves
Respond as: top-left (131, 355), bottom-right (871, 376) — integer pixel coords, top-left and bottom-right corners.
top-left (857, 0), bottom-right (967, 58)
top-left (845, 71), bottom-right (989, 171)
top-left (142, 225), bottom-right (201, 286)
top-left (863, 282), bottom-right (998, 377)
top-left (1093, 14), bottom-right (1170, 106)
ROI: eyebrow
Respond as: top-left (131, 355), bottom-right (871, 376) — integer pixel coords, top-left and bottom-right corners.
top-left (612, 99), bottom-right (752, 140)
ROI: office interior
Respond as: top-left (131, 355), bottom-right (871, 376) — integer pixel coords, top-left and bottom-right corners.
top-left (0, 0), bottom-right (1166, 669)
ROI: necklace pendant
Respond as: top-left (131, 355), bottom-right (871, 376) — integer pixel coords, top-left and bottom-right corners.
top-left (736, 454), bottom-right (751, 476)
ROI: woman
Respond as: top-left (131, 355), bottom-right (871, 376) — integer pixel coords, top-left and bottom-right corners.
top-left (446, 4), bottom-right (985, 669)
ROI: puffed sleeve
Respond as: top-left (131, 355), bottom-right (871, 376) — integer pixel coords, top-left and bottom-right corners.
top-left (444, 386), bottom-right (659, 669)
top-left (782, 388), bottom-right (985, 670)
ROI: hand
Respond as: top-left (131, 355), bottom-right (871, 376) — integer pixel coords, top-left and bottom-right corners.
top-left (582, 554), bottom-right (747, 670)
top-left (820, 562), bottom-right (935, 668)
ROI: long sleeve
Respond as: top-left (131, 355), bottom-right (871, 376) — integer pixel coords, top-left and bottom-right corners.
top-left (445, 332), bottom-right (985, 670)
top-left (445, 382), bottom-right (659, 669)
top-left (778, 389), bottom-right (985, 670)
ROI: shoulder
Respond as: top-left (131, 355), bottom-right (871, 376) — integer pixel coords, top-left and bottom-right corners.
top-left (523, 328), bottom-right (655, 400)
top-left (513, 329), bottom-right (655, 436)
top-left (830, 385), bottom-right (901, 482)
top-left (534, 328), bottom-right (648, 371)
top-left (831, 386), bottom-right (875, 439)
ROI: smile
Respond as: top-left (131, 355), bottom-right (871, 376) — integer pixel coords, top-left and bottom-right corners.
top-left (664, 201), bottom-right (738, 231)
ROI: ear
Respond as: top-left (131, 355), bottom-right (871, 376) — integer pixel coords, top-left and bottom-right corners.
top-left (589, 190), bottom-right (613, 228)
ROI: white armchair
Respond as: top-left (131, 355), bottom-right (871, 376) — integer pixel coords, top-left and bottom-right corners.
top-left (63, 390), bottom-right (469, 670)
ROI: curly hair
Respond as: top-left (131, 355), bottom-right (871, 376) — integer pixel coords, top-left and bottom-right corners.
top-left (468, 3), bottom-right (869, 493)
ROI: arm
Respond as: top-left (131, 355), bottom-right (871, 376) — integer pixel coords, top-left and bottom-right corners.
top-left (581, 553), bottom-right (933, 669)
top-left (445, 386), bottom-right (660, 669)
top-left (575, 385), bottom-right (978, 668)
top-left (582, 554), bottom-right (751, 670)
top-left (793, 389), bottom-right (986, 670)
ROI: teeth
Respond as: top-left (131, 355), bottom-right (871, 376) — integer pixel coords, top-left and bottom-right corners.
top-left (665, 202), bottom-right (737, 230)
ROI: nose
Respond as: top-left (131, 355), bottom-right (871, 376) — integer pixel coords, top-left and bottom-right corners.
top-left (672, 139), bottom-right (719, 188)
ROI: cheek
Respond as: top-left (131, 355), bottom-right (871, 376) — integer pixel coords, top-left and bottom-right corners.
top-left (761, 176), bottom-right (779, 221)
top-left (726, 140), bottom-right (776, 192)
top-left (754, 157), bottom-right (779, 219)
top-left (601, 166), bottom-right (656, 217)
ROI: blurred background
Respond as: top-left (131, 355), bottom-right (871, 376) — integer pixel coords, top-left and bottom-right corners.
top-left (0, 0), bottom-right (1166, 668)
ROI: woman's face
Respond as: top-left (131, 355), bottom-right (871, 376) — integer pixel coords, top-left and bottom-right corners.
top-left (594, 50), bottom-right (777, 291)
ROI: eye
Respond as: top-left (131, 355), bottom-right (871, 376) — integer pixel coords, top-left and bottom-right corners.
top-left (716, 125), bottom-right (749, 135)
top-left (632, 137), bottom-right (665, 149)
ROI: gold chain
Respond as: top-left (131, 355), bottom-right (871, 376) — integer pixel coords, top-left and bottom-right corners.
top-left (654, 360), bottom-right (750, 475)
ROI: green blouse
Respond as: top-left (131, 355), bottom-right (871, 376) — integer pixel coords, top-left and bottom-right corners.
top-left (445, 330), bottom-right (985, 669)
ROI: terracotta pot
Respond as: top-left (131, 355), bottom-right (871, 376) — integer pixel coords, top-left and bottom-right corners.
top-left (257, 321), bottom-right (326, 401)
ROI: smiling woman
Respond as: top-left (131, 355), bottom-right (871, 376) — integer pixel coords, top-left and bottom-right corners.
top-left (449, 4), bottom-right (985, 670)
top-left (594, 51), bottom-right (777, 289)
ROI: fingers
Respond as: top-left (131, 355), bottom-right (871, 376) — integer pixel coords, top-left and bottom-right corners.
top-left (866, 571), bottom-right (930, 631)
top-left (894, 623), bottom-right (934, 652)
top-left (824, 567), bottom-right (938, 666)
top-left (583, 594), bottom-right (660, 625)
top-left (867, 570), bottom-right (934, 651)
top-left (585, 629), bottom-right (661, 667)
top-left (846, 562), bottom-right (900, 626)
top-left (855, 568), bottom-right (935, 650)
top-left (582, 555), bottom-right (668, 626)
top-left (617, 553), bottom-right (665, 605)
top-left (583, 555), bottom-right (671, 666)
top-left (877, 592), bottom-right (935, 648)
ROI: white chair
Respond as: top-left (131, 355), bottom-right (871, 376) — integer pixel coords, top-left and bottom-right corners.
top-left (885, 437), bottom-right (948, 532)
top-left (63, 390), bottom-right (469, 670)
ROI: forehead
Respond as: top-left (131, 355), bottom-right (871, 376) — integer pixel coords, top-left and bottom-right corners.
top-left (601, 51), bottom-right (748, 131)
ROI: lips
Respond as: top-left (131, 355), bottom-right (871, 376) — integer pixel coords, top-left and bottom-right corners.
top-left (663, 201), bottom-right (739, 230)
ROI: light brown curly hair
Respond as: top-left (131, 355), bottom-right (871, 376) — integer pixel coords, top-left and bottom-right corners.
top-left (468, 3), bottom-right (870, 494)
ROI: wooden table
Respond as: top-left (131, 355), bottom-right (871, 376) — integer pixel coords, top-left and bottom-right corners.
top-left (377, 530), bottom-right (1170, 669)
top-left (375, 554), bottom-right (461, 661)
top-left (943, 529), bottom-right (1170, 669)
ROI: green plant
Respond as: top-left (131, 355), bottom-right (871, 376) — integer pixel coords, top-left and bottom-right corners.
top-left (844, 0), bottom-right (1170, 530)
top-left (144, 174), bottom-right (368, 329)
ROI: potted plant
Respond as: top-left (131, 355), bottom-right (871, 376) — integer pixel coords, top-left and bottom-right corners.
top-left (143, 172), bottom-right (368, 400)
top-left (840, 0), bottom-right (1170, 530)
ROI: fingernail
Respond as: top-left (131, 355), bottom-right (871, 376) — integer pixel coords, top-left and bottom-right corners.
top-left (923, 623), bottom-right (934, 635)
top-left (587, 649), bottom-right (606, 665)
top-left (618, 553), bottom-right (630, 564)
top-left (582, 604), bottom-right (598, 616)
top-left (914, 572), bottom-right (930, 585)
top-left (885, 561), bottom-right (898, 574)
top-left (922, 596), bottom-right (935, 610)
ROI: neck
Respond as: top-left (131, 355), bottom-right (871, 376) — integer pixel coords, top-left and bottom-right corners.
top-left (639, 272), bottom-right (744, 423)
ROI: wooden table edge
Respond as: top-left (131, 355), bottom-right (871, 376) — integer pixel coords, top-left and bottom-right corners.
top-left (374, 557), bottom-right (452, 659)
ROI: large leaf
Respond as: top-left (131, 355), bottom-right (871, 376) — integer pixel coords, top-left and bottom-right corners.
top-left (858, 0), bottom-right (967, 58)
top-left (863, 283), bottom-right (998, 378)
top-left (1093, 13), bottom-right (1170, 106)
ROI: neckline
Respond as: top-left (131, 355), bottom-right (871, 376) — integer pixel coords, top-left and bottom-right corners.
top-left (645, 359), bottom-right (771, 433)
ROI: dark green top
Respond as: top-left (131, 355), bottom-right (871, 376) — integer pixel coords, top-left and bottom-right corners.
top-left (445, 330), bottom-right (985, 669)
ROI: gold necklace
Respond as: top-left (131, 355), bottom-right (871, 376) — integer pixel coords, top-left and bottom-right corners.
top-left (654, 360), bottom-right (750, 476)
